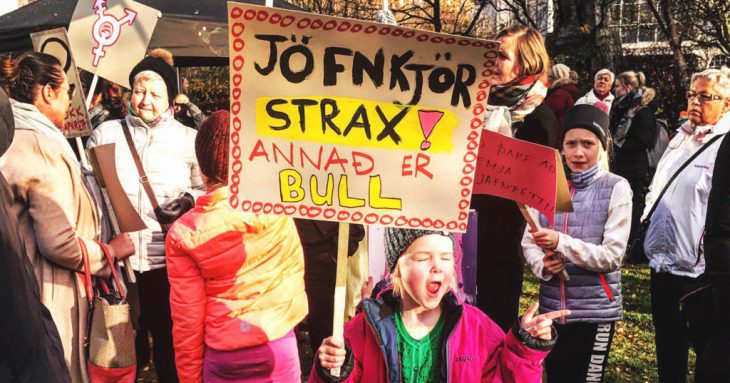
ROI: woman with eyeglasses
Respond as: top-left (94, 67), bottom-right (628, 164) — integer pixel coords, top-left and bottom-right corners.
top-left (608, 71), bottom-right (658, 246)
top-left (0, 51), bottom-right (135, 382)
top-left (643, 68), bottom-right (730, 383)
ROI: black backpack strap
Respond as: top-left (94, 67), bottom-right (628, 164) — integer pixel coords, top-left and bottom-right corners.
top-left (644, 133), bottom-right (726, 221)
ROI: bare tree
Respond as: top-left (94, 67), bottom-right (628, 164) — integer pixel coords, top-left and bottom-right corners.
top-left (288, 0), bottom-right (379, 20)
top-left (686, 0), bottom-right (730, 56)
top-left (483, 0), bottom-right (549, 33)
top-left (549, 0), bottom-right (617, 73)
top-left (289, 0), bottom-right (487, 37)
top-left (645, 0), bottom-right (691, 85)
top-left (394, 0), bottom-right (483, 34)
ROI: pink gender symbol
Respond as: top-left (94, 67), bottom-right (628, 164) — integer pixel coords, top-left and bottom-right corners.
top-left (418, 110), bottom-right (444, 150)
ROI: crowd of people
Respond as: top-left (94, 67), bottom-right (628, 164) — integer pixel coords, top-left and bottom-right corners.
top-left (0, 21), bottom-right (729, 383)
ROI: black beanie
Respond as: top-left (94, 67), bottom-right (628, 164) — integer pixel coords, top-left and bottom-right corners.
top-left (128, 56), bottom-right (178, 104)
top-left (561, 104), bottom-right (610, 148)
top-left (385, 228), bottom-right (456, 271)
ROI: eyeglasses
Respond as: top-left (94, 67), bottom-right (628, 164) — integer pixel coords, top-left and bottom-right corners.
top-left (51, 83), bottom-right (75, 99)
top-left (686, 91), bottom-right (723, 103)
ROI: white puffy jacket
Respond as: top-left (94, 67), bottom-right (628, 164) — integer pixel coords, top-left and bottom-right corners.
top-left (87, 114), bottom-right (202, 272)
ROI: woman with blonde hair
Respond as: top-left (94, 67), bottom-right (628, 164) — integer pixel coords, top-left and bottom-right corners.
top-left (472, 25), bottom-right (558, 332)
top-left (609, 70), bottom-right (658, 246)
top-left (488, 25), bottom-right (550, 127)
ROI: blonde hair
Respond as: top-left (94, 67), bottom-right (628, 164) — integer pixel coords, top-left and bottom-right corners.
top-left (598, 146), bottom-right (610, 171)
top-left (617, 70), bottom-right (655, 105)
top-left (390, 256), bottom-right (459, 301)
top-left (495, 25), bottom-right (549, 79)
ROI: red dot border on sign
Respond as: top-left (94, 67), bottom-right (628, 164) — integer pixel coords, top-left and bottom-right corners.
top-left (228, 7), bottom-right (246, 214)
top-left (281, 15), bottom-right (295, 27)
top-left (337, 21), bottom-right (351, 32)
top-left (224, 9), bottom-right (497, 233)
top-left (230, 7), bottom-right (243, 19)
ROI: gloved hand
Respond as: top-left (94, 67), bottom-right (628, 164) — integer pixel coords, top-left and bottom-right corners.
top-left (154, 192), bottom-right (195, 226)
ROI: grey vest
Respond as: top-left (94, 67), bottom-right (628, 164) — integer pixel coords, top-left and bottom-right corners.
top-left (538, 168), bottom-right (624, 323)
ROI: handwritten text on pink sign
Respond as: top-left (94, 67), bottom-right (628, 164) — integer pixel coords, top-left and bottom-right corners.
top-left (473, 130), bottom-right (558, 224)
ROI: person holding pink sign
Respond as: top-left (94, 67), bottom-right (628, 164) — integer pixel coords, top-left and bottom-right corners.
top-left (472, 25), bottom-right (559, 333)
top-left (522, 105), bottom-right (632, 382)
top-left (311, 228), bottom-right (568, 383)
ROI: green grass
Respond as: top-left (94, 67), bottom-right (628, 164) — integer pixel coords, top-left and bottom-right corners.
top-left (520, 264), bottom-right (695, 383)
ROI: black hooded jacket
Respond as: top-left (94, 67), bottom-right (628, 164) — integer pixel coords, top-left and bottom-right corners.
top-left (0, 88), bottom-right (70, 383)
top-left (609, 91), bottom-right (657, 178)
top-left (695, 134), bottom-right (730, 383)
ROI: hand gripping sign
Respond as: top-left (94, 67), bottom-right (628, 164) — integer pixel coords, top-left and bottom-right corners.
top-left (68, 0), bottom-right (160, 88)
top-left (227, 3), bottom-right (499, 233)
top-left (31, 28), bottom-right (93, 138)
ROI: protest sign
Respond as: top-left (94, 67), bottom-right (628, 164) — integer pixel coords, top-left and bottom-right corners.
top-left (68, 0), bottom-right (160, 88)
top-left (31, 28), bottom-right (92, 138)
top-left (227, 3), bottom-right (498, 232)
top-left (473, 130), bottom-right (572, 225)
top-left (87, 143), bottom-right (146, 282)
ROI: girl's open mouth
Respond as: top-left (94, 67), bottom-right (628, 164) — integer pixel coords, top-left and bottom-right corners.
top-left (426, 281), bottom-right (441, 296)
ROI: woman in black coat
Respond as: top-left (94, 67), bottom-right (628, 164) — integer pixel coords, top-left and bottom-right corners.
top-left (695, 133), bottom-right (730, 382)
top-left (609, 71), bottom-right (657, 243)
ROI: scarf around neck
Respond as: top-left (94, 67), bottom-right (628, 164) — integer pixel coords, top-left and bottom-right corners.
top-left (127, 102), bottom-right (174, 127)
top-left (569, 163), bottom-right (604, 189)
top-left (488, 75), bottom-right (547, 123)
top-left (10, 100), bottom-right (78, 163)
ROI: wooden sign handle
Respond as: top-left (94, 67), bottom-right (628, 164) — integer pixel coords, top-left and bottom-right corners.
top-left (74, 73), bottom-right (98, 169)
top-left (330, 222), bottom-right (349, 377)
top-left (97, 180), bottom-right (136, 284)
top-left (517, 202), bottom-right (569, 281)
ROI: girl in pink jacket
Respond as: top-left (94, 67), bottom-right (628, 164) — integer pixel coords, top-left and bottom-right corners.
top-left (311, 228), bottom-right (569, 383)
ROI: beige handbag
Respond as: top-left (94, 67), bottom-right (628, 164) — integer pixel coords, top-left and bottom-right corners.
top-left (79, 240), bottom-right (136, 382)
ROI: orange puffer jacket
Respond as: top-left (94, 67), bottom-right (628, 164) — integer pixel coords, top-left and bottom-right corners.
top-left (165, 187), bottom-right (308, 383)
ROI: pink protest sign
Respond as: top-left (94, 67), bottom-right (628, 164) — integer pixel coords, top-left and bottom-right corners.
top-left (473, 130), bottom-right (570, 225)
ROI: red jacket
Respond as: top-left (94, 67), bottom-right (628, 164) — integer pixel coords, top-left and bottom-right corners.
top-left (166, 187), bottom-right (308, 383)
top-left (545, 81), bottom-right (579, 128)
top-left (310, 290), bottom-right (551, 383)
